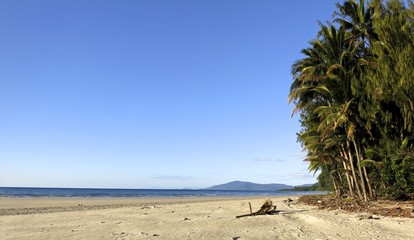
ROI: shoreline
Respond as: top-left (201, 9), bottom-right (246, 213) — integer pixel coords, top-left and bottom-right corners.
top-left (0, 195), bottom-right (284, 216)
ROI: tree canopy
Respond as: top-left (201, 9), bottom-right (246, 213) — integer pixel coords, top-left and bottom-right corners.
top-left (290, 0), bottom-right (414, 200)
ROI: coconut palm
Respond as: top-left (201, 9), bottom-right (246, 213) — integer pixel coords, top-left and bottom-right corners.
top-left (290, 22), bottom-right (369, 199)
top-left (290, 0), bottom-right (414, 200)
top-left (334, 0), bottom-right (377, 49)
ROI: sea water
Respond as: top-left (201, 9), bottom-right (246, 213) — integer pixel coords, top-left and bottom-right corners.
top-left (0, 187), bottom-right (324, 198)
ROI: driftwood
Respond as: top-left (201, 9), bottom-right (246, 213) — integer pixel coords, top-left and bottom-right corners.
top-left (283, 198), bottom-right (293, 203)
top-left (236, 199), bottom-right (278, 218)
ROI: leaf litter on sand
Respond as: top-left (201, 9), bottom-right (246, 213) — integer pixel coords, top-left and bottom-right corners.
top-left (299, 194), bottom-right (414, 218)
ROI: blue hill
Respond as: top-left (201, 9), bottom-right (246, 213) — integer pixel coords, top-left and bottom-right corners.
top-left (205, 181), bottom-right (294, 191)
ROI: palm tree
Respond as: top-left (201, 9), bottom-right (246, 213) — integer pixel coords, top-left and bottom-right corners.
top-left (291, 0), bottom-right (414, 200)
top-left (290, 15), bottom-right (382, 200)
top-left (334, 0), bottom-right (377, 50)
top-left (290, 22), bottom-right (368, 199)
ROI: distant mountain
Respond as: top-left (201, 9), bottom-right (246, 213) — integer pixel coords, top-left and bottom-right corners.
top-left (205, 181), bottom-right (293, 191)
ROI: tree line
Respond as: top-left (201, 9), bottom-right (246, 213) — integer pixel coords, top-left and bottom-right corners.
top-left (289, 0), bottom-right (414, 200)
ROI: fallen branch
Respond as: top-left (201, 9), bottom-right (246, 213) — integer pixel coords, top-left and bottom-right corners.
top-left (236, 199), bottom-right (278, 218)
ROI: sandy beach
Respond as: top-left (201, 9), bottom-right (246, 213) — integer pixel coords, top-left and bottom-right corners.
top-left (1, 196), bottom-right (414, 239)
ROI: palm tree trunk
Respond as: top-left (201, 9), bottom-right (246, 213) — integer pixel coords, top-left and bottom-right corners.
top-left (362, 166), bottom-right (375, 199)
top-left (331, 174), bottom-right (341, 198)
top-left (340, 147), bottom-right (354, 198)
top-left (341, 145), bottom-right (356, 192)
top-left (351, 139), bottom-right (368, 201)
top-left (346, 140), bottom-right (363, 200)
top-left (337, 168), bottom-right (343, 183)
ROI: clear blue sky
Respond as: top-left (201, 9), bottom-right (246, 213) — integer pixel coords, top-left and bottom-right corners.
top-left (0, 0), bottom-right (338, 189)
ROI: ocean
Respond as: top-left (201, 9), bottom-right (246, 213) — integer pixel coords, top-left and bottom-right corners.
top-left (0, 187), bottom-right (323, 198)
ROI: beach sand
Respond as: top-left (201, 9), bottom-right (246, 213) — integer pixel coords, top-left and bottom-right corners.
top-left (1, 196), bottom-right (413, 239)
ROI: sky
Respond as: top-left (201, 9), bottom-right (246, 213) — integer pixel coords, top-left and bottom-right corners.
top-left (0, 0), bottom-right (339, 189)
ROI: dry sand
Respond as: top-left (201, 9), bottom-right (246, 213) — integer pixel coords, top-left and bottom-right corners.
top-left (1, 196), bottom-right (413, 239)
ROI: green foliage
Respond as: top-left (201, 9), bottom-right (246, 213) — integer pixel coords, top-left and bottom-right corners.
top-left (292, 184), bottom-right (320, 191)
top-left (381, 155), bottom-right (414, 200)
top-left (290, 0), bottom-right (414, 201)
top-left (316, 166), bottom-right (335, 191)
